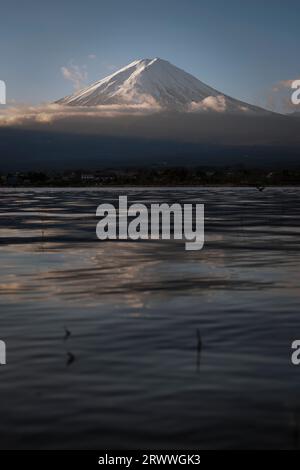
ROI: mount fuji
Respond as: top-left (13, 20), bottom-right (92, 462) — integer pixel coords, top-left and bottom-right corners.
top-left (57, 58), bottom-right (266, 113)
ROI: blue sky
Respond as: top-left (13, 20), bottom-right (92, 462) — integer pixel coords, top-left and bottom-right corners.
top-left (1, 0), bottom-right (299, 108)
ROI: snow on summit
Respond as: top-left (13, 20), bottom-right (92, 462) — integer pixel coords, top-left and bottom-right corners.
top-left (57, 58), bottom-right (265, 113)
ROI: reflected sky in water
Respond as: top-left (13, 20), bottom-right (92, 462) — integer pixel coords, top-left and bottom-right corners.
top-left (0, 187), bottom-right (300, 449)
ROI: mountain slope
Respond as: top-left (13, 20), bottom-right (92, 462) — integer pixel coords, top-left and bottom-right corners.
top-left (57, 58), bottom-right (266, 113)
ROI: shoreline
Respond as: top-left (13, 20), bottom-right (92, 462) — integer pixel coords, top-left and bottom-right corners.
top-left (1, 184), bottom-right (300, 190)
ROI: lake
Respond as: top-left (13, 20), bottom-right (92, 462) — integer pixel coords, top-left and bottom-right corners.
top-left (0, 187), bottom-right (300, 449)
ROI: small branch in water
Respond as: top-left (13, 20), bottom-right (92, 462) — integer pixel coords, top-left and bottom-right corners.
top-left (66, 351), bottom-right (75, 366)
top-left (63, 325), bottom-right (71, 341)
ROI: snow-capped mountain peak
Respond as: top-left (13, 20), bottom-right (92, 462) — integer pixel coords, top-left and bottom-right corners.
top-left (57, 58), bottom-right (265, 113)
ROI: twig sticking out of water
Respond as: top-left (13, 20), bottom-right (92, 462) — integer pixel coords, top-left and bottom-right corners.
top-left (256, 185), bottom-right (266, 192)
top-left (66, 351), bottom-right (75, 367)
top-left (63, 326), bottom-right (71, 341)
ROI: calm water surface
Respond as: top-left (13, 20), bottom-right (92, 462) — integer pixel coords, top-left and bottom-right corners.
top-left (0, 187), bottom-right (300, 449)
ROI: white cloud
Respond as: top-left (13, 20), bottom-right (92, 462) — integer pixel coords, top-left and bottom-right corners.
top-left (61, 61), bottom-right (88, 91)
top-left (268, 77), bottom-right (300, 112)
top-left (88, 54), bottom-right (97, 60)
top-left (272, 78), bottom-right (299, 92)
top-left (0, 102), bottom-right (161, 127)
top-left (188, 95), bottom-right (227, 113)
